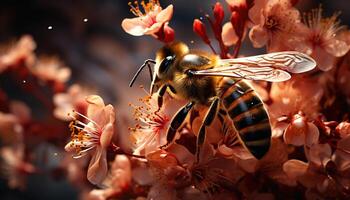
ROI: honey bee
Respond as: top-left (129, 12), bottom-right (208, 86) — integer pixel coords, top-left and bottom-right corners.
top-left (129, 42), bottom-right (316, 161)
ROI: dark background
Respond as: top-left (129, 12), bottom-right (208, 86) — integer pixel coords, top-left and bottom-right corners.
top-left (0, 0), bottom-right (349, 199)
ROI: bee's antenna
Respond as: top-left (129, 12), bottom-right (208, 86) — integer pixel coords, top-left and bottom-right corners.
top-left (129, 59), bottom-right (156, 87)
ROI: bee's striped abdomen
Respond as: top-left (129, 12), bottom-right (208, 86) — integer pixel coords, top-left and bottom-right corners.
top-left (219, 78), bottom-right (271, 159)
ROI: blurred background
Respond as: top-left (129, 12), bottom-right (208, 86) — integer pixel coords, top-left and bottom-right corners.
top-left (0, 0), bottom-right (349, 199)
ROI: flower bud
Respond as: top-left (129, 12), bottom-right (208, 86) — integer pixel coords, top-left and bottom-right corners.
top-left (230, 11), bottom-right (244, 37)
top-left (163, 24), bottom-right (175, 43)
top-left (193, 19), bottom-right (210, 44)
top-left (213, 2), bottom-right (224, 26)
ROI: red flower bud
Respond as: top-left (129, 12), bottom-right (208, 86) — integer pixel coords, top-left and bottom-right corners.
top-left (230, 11), bottom-right (243, 38)
top-left (163, 24), bottom-right (175, 43)
top-left (213, 2), bottom-right (224, 26)
top-left (193, 19), bottom-right (210, 44)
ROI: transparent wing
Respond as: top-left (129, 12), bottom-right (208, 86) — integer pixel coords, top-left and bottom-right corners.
top-left (191, 51), bottom-right (316, 82)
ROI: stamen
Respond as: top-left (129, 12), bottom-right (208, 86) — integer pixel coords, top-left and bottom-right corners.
top-left (128, 0), bottom-right (160, 17)
top-left (72, 110), bottom-right (100, 129)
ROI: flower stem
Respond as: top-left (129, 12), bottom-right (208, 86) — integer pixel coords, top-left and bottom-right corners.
top-left (233, 38), bottom-right (242, 58)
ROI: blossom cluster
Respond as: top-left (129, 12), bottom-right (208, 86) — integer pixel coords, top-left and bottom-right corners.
top-left (1, 0), bottom-right (350, 199)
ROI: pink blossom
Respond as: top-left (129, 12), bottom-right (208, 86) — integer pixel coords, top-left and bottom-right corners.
top-left (0, 145), bottom-right (35, 189)
top-left (30, 56), bottom-right (71, 84)
top-left (121, 1), bottom-right (173, 37)
top-left (268, 77), bottom-right (323, 138)
top-left (0, 112), bottom-right (23, 146)
top-left (284, 143), bottom-right (350, 196)
top-left (65, 95), bottom-right (115, 185)
top-left (269, 78), bottom-right (323, 118)
top-left (53, 84), bottom-right (91, 121)
top-left (295, 7), bottom-right (350, 71)
top-left (283, 113), bottom-right (319, 147)
top-left (9, 101), bottom-right (31, 124)
top-left (248, 0), bottom-right (302, 51)
top-left (0, 35), bottom-right (36, 73)
top-left (85, 155), bottom-right (132, 199)
top-left (145, 146), bottom-right (192, 200)
top-left (130, 93), bottom-right (184, 155)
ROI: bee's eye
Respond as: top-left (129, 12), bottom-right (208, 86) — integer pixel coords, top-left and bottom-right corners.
top-left (158, 55), bottom-right (175, 75)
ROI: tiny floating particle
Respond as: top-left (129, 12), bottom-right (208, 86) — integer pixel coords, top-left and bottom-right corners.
top-left (48, 26), bottom-right (53, 30)
top-left (83, 18), bottom-right (88, 22)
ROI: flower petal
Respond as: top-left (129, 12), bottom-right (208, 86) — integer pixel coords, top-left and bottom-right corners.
top-left (155, 4), bottom-right (173, 23)
top-left (313, 47), bottom-right (334, 71)
top-left (87, 147), bottom-right (108, 185)
top-left (100, 123), bottom-right (114, 149)
top-left (87, 95), bottom-right (105, 117)
top-left (325, 39), bottom-right (350, 57)
top-left (144, 22), bottom-right (163, 35)
top-left (222, 22), bottom-right (238, 46)
top-left (249, 25), bottom-right (268, 48)
top-left (283, 119), bottom-right (307, 146)
top-left (121, 18), bottom-right (149, 36)
top-left (305, 122), bottom-right (320, 147)
top-left (283, 159), bottom-right (308, 179)
top-left (308, 143), bottom-right (331, 167)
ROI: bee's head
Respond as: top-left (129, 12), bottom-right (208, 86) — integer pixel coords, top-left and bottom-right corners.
top-left (149, 41), bottom-right (189, 93)
top-left (154, 41), bottom-right (189, 78)
top-left (129, 41), bottom-right (189, 94)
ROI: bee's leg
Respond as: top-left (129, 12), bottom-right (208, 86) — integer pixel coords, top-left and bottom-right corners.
top-left (156, 84), bottom-right (168, 111)
top-left (160, 101), bottom-right (194, 149)
top-left (156, 84), bottom-right (177, 111)
top-left (195, 97), bottom-right (220, 163)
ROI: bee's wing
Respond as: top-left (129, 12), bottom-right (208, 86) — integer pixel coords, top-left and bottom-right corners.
top-left (191, 51), bottom-right (316, 82)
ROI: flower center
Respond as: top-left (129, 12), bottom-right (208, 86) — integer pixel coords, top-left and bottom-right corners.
top-left (265, 16), bottom-right (280, 32)
top-left (128, 0), bottom-right (160, 17)
top-left (68, 111), bottom-right (101, 157)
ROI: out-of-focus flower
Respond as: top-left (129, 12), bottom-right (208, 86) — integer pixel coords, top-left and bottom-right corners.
top-left (269, 78), bottom-right (323, 137)
top-left (0, 35), bottom-right (36, 73)
top-left (248, 0), bottom-right (302, 51)
top-left (146, 146), bottom-right (192, 200)
top-left (9, 101), bottom-right (31, 124)
top-left (0, 112), bottom-right (23, 146)
top-left (61, 153), bottom-right (89, 188)
top-left (0, 145), bottom-right (35, 189)
top-left (336, 122), bottom-right (350, 138)
top-left (30, 56), bottom-right (71, 84)
top-left (283, 113), bottom-right (319, 147)
top-left (296, 7), bottom-right (350, 71)
top-left (86, 155), bottom-right (132, 200)
top-left (130, 93), bottom-right (183, 155)
top-left (53, 84), bottom-right (91, 121)
top-left (269, 78), bottom-right (323, 118)
top-left (104, 155), bottom-right (131, 193)
top-left (65, 95), bottom-right (115, 185)
top-left (283, 143), bottom-right (350, 196)
top-left (121, 0), bottom-right (173, 37)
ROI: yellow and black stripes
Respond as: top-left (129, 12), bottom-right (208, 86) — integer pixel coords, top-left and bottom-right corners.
top-left (219, 78), bottom-right (271, 159)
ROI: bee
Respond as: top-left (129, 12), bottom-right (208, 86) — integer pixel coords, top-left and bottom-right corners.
top-left (129, 42), bottom-right (316, 161)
